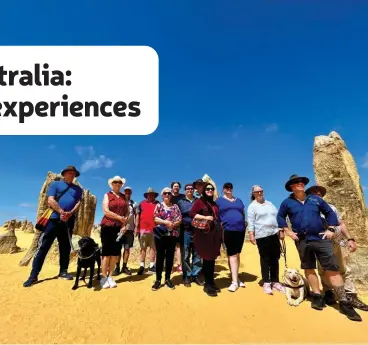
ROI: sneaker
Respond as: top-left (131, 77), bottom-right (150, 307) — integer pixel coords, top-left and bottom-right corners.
top-left (347, 293), bottom-right (368, 311)
top-left (23, 277), bottom-right (38, 287)
top-left (193, 276), bottom-right (205, 286)
top-left (148, 265), bottom-right (156, 274)
top-left (263, 282), bottom-right (273, 295)
top-left (204, 284), bottom-right (217, 297)
top-left (108, 276), bottom-right (117, 288)
top-left (228, 281), bottom-right (239, 292)
top-left (272, 282), bottom-right (285, 293)
top-left (339, 301), bottom-right (362, 321)
top-left (238, 280), bottom-right (246, 288)
top-left (176, 265), bottom-right (182, 273)
top-left (137, 266), bottom-right (145, 275)
top-left (212, 283), bottom-right (221, 293)
top-left (100, 277), bottom-right (110, 289)
top-left (165, 279), bottom-right (175, 290)
top-left (58, 272), bottom-right (73, 280)
top-left (122, 266), bottom-right (132, 275)
top-left (152, 280), bottom-right (161, 291)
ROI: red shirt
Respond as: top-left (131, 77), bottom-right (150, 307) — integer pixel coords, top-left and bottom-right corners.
top-left (138, 199), bottom-right (159, 233)
top-left (100, 191), bottom-right (128, 227)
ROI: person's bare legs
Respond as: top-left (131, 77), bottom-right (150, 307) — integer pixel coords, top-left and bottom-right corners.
top-left (304, 269), bottom-right (321, 294)
top-left (228, 254), bottom-right (239, 283)
top-left (101, 256), bottom-right (110, 278)
top-left (175, 244), bottom-right (182, 268)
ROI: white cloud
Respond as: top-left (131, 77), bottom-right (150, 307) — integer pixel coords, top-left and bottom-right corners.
top-left (265, 123), bottom-right (278, 133)
top-left (75, 146), bottom-right (114, 173)
top-left (363, 186), bottom-right (367, 191)
top-left (19, 203), bottom-right (34, 208)
top-left (362, 153), bottom-right (368, 168)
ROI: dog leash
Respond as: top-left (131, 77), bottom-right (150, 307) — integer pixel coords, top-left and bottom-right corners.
top-left (280, 238), bottom-right (288, 269)
top-left (77, 247), bottom-right (100, 260)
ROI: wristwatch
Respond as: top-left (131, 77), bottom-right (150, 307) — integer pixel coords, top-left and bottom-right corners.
top-left (347, 238), bottom-right (356, 242)
top-left (328, 227), bottom-right (336, 233)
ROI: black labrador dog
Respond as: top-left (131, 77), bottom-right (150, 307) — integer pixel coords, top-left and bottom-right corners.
top-left (72, 237), bottom-right (101, 290)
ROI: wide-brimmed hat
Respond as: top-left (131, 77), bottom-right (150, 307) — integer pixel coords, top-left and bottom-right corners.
top-left (108, 176), bottom-right (126, 189)
top-left (193, 178), bottom-right (204, 189)
top-left (124, 186), bottom-right (132, 192)
top-left (144, 187), bottom-right (159, 198)
top-left (61, 165), bottom-right (80, 177)
top-left (285, 174), bottom-right (310, 192)
top-left (305, 185), bottom-right (326, 197)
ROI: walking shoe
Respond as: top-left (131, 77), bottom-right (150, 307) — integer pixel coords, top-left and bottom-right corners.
top-left (108, 276), bottom-right (117, 288)
top-left (165, 279), bottom-right (175, 290)
top-left (112, 265), bottom-right (120, 276)
top-left (122, 266), bottom-right (132, 275)
top-left (137, 266), bottom-right (145, 275)
top-left (324, 290), bottom-right (336, 305)
top-left (272, 282), bottom-right (285, 293)
top-left (184, 277), bottom-right (191, 287)
top-left (23, 277), bottom-right (38, 287)
top-left (263, 282), bottom-right (273, 295)
top-left (228, 281), bottom-right (239, 292)
top-left (152, 280), bottom-right (161, 291)
top-left (339, 301), bottom-right (362, 321)
top-left (346, 293), bottom-right (368, 311)
top-left (204, 284), bottom-right (217, 297)
top-left (193, 276), bottom-right (205, 286)
top-left (211, 283), bottom-right (221, 293)
top-left (58, 272), bottom-right (73, 280)
top-left (311, 294), bottom-right (325, 310)
top-left (238, 280), bottom-right (246, 288)
top-left (148, 265), bottom-right (156, 274)
top-left (100, 277), bottom-right (110, 289)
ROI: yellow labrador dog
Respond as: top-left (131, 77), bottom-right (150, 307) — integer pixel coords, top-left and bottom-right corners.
top-left (282, 268), bottom-right (309, 306)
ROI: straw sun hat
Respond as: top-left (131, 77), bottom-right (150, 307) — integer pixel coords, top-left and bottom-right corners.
top-left (108, 175), bottom-right (126, 189)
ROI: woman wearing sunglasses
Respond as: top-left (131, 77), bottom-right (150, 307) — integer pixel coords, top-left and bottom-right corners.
top-left (190, 182), bottom-right (223, 297)
top-left (151, 187), bottom-right (182, 291)
top-left (247, 185), bottom-right (284, 295)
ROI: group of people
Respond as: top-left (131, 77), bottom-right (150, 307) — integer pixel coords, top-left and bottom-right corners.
top-left (23, 166), bottom-right (368, 322)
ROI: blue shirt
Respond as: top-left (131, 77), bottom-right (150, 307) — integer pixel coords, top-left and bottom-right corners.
top-left (277, 193), bottom-right (338, 240)
top-left (177, 196), bottom-right (197, 230)
top-left (216, 196), bottom-right (246, 231)
top-left (47, 181), bottom-right (83, 219)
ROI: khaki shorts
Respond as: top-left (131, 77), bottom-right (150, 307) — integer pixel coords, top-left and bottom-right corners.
top-left (139, 233), bottom-right (155, 249)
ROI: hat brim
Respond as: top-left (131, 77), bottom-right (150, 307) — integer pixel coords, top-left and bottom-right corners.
top-left (144, 192), bottom-right (159, 198)
top-left (305, 185), bottom-right (326, 197)
top-left (108, 178), bottom-right (126, 189)
top-left (61, 169), bottom-right (80, 177)
top-left (285, 177), bottom-right (309, 191)
top-left (193, 181), bottom-right (204, 189)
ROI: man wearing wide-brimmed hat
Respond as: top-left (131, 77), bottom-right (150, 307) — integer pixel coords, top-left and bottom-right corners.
top-left (136, 187), bottom-right (159, 275)
top-left (306, 185), bottom-right (368, 311)
top-left (23, 165), bottom-right (83, 288)
top-left (277, 174), bottom-right (361, 321)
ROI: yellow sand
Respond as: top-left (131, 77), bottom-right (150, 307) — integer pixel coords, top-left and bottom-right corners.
top-left (0, 227), bottom-right (367, 344)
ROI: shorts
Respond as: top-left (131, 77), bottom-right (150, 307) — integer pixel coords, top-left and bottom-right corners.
top-left (100, 225), bottom-right (121, 256)
top-left (139, 232), bottom-right (155, 249)
top-left (117, 230), bottom-right (134, 250)
top-left (295, 238), bottom-right (339, 271)
top-left (223, 230), bottom-right (245, 256)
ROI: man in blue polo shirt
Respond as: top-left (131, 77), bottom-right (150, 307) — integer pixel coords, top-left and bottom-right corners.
top-left (277, 175), bottom-right (361, 322)
top-left (23, 165), bottom-right (83, 287)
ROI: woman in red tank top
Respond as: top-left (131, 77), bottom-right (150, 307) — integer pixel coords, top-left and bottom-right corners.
top-left (99, 176), bottom-right (129, 289)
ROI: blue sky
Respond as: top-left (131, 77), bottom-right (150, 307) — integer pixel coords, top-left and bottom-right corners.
top-left (1, 1), bottom-right (368, 225)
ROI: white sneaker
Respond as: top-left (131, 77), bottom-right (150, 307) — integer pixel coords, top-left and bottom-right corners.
top-left (100, 277), bottom-right (110, 289)
top-left (108, 276), bottom-right (117, 288)
top-left (238, 280), bottom-right (245, 288)
top-left (228, 281), bottom-right (239, 292)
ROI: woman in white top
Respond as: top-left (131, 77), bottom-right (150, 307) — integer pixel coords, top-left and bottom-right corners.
top-left (247, 185), bottom-right (285, 295)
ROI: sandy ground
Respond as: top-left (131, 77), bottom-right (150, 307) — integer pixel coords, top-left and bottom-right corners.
top-left (0, 227), bottom-right (367, 344)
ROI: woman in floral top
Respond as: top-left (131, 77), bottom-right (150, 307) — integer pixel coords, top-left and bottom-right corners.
top-left (152, 187), bottom-right (182, 291)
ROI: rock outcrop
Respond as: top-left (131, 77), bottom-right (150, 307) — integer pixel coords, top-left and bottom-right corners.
top-left (313, 131), bottom-right (368, 290)
top-left (19, 171), bottom-right (97, 266)
top-left (0, 220), bottom-right (21, 254)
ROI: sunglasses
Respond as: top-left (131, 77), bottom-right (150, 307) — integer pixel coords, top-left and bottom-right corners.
top-left (163, 192), bottom-right (172, 196)
top-left (112, 181), bottom-right (122, 184)
top-left (253, 191), bottom-right (263, 194)
top-left (206, 187), bottom-right (214, 191)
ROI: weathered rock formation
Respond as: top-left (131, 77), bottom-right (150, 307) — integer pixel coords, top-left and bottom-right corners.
top-left (19, 171), bottom-right (97, 266)
top-left (0, 220), bottom-right (21, 254)
top-left (2, 221), bottom-right (9, 228)
top-left (313, 131), bottom-right (368, 290)
top-left (24, 221), bottom-right (35, 233)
